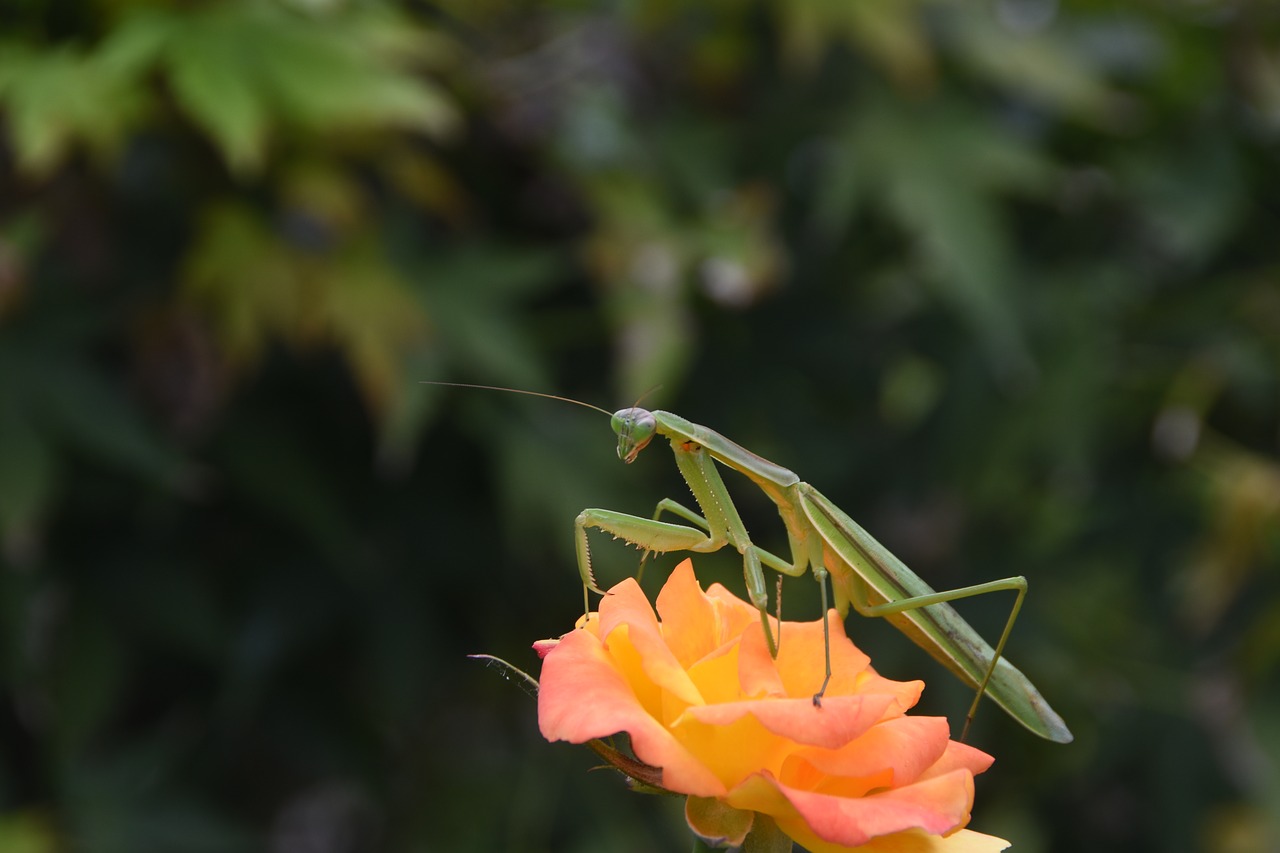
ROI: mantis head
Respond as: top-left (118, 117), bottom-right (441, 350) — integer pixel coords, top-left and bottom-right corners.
top-left (612, 407), bottom-right (657, 464)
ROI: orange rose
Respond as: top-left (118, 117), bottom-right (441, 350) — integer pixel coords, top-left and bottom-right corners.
top-left (537, 559), bottom-right (1009, 852)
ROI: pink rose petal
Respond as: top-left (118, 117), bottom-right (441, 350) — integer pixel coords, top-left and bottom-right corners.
top-left (766, 769), bottom-right (977, 847)
top-left (597, 577), bottom-right (704, 707)
top-left (538, 625), bottom-right (725, 796)
top-left (680, 692), bottom-right (913, 751)
top-left (789, 716), bottom-right (953, 784)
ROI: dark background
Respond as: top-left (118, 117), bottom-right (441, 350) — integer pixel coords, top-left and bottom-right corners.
top-left (1, 1), bottom-right (1278, 851)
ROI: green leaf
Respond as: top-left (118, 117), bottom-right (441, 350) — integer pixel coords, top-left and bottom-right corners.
top-left (0, 45), bottom-right (147, 176)
top-left (257, 25), bottom-right (457, 136)
top-left (155, 5), bottom-right (460, 173)
top-left (95, 10), bottom-right (175, 78)
top-left (165, 24), bottom-right (271, 174)
top-left (951, 9), bottom-right (1116, 121)
top-left (180, 202), bottom-right (297, 364)
top-left (315, 239), bottom-right (430, 411)
top-left (774, 0), bottom-right (934, 85)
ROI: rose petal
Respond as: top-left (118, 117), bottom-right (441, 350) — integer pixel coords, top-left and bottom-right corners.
top-left (788, 716), bottom-right (952, 784)
top-left (719, 771), bottom-right (798, 819)
top-left (538, 626), bottom-right (726, 796)
top-left (686, 640), bottom-right (746, 706)
top-left (734, 613), bottom-right (788, 698)
top-left (779, 757), bottom-right (895, 802)
top-left (655, 560), bottom-right (730, 668)
top-left (786, 826), bottom-right (1010, 853)
top-left (597, 577), bottom-right (704, 707)
top-left (715, 772), bottom-right (1001, 852)
top-left (680, 692), bottom-right (913, 750)
top-left (746, 768), bottom-right (977, 848)
top-left (736, 609), bottom-right (923, 713)
top-left (767, 614), bottom-right (875, 699)
top-left (705, 581), bottom-right (771, 638)
top-left (917, 740), bottom-right (995, 780)
top-left (667, 699), bottom-right (790, 789)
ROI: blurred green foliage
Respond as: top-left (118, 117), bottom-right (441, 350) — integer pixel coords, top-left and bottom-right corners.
top-left (1, 0), bottom-right (1279, 851)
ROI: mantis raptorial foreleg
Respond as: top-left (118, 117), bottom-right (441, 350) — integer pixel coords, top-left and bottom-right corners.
top-left (576, 440), bottom-right (810, 658)
top-left (575, 507), bottom-right (787, 655)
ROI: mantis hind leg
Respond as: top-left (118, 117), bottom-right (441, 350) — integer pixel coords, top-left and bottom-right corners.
top-left (962, 582), bottom-right (1024, 741)
top-left (859, 576), bottom-right (1028, 741)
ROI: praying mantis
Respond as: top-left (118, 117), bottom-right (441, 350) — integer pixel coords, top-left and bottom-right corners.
top-left (438, 383), bottom-right (1073, 744)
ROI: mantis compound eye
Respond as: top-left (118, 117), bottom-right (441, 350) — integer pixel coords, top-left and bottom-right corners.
top-left (612, 408), bottom-right (657, 463)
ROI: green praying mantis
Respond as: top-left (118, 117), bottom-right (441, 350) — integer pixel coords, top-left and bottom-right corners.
top-left (438, 383), bottom-right (1072, 744)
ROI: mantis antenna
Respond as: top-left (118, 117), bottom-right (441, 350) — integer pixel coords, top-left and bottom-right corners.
top-left (420, 381), bottom-right (614, 417)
